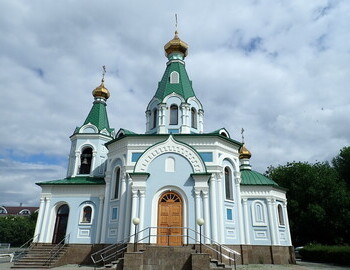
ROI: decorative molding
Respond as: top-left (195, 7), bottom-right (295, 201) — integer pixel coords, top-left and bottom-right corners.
top-left (134, 135), bottom-right (206, 173)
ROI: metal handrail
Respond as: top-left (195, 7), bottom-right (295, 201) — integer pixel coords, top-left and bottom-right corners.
top-left (91, 226), bottom-right (240, 270)
top-left (44, 233), bottom-right (70, 266)
top-left (13, 234), bottom-right (39, 261)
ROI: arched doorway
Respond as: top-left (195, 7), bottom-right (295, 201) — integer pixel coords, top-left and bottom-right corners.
top-left (157, 191), bottom-right (183, 246)
top-left (52, 204), bottom-right (69, 244)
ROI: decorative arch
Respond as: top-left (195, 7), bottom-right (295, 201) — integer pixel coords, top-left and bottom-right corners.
top-left (134, 135), bottom-right (206, 173)
top-left (79, 123), bottom-right (98, 134)
top-left (0, 206), bottom-right (8, 214)
top-left (170, 71), bottom-right (179, 84)
top-left (251, 200), bottom-right (267, 226)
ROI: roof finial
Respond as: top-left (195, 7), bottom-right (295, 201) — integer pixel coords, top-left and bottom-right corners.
top-left (175, 13), bottom-right (178, 33)
top-left (102, 65), bottom-right (106, 83)
top-left (241, 127), bottom-right (245, 143)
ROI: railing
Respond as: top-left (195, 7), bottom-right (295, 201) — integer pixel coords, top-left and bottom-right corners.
top-left (13, 234), bottom-right (39, 262)
top-left (91, 227), bottom-right (240, 270)
top-left (44, 233), bottom-right (70, 266)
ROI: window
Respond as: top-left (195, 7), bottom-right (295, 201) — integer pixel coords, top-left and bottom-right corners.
top-left (165, 157), bottom-right (175, 172)
top-left (191, 108), bottom-right (197, 128)
top-left (81, 206), bottom-right (92, 223)
top-left (251, 201), bottom-right (267, 226)
top-left (111, 207), bottom-right (118, 220)
top-left (79, 147), bottom-right (92, 174)
top-left (278, 204), bottom-right (285, 226)
top-left (170, 71), bottom-right (179, 84)
top-left (114, 168), bottom-right (120, 199)
top-left (225, 167), bottom-right (233, 200)
top-left (170, 105), bottom-right (178, 125)
top-left (226, 208), bottom-right (233, 221)
top-left (152, 109), bottom-right (158, 129)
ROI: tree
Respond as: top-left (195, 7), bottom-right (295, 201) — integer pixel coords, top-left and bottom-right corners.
top-left (0, 213), bottom-right (37, 247)
top-left (266, 161), bottom-right (350, 246)
top-left (332, 146), bottom-right (350, 190)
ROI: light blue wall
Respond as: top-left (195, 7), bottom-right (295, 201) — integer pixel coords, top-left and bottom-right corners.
top-left (143, 153), bottom-right (196, 236)
top-left (49, 195), bottom-right (101, 244)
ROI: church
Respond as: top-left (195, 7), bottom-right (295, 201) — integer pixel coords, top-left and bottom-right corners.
top-left (33, 31), bottom-right (294, 265)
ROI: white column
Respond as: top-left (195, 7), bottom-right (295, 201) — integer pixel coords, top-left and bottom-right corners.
top-left (138, 189), bottom-right (146, 243)
top-left (216, 172), bottom-right (225, 243)
top-left (209, 174), bottom-right (218, 242)
top-left (129, 189), bottom-right (139, 242)
top-left (283, 201), bottom-right (292, 246)
top-left (100, 180), bottom-right (111, 243)
top-left (123, 176), bottom-right (132, 239)
top-left (202, 190), bottom-right (211, 244)
top-left (41, 198), bottom-right (51, 243)
top-left (234, 173), bottom-right (245, 244)
top-left (267, 198), bottom-right (278, 245)
top-left (242, 198), bottom-right (250, 244)
top-left (95, 196), bottom-right (104, 243)
top-left (145, 110), bottom-right (151, 132)
top-left (117, 173), bottom-right (127, 242)
top-left (73, 151), bottom-right (80, 177)
top-left (198, 109), bottom-right (204, 133)
top-left (194, 189), bottom-right (201, 242)
top-left (34, 197), bottom-right (46, 242)
top-left (90, 151), bottom-right (97, 176)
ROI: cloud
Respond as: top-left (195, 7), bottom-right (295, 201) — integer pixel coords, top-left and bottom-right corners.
top-left (0, 0), bottom-right (349, 204)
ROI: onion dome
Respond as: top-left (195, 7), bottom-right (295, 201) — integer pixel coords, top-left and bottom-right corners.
top-left (92, 79), bottom-right (110, 100)
top-left (239, 144), bottom-right (252, 159)
top-left (164, 31), bottom-right (189, 58)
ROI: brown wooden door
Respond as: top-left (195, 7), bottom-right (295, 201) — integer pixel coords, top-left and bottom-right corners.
top-left (157, 192), bottom-right (183, 246)
top-left (52, 204), bottom-right (69, 244)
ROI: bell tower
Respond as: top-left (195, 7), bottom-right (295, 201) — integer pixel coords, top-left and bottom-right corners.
top-left (145, 31), bottom-right (204, 134)
top-left (66, 67), bottom-right (115, 178)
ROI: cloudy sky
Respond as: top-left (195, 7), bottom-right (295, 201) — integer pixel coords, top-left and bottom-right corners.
top-left (1, 0), bottom-right (349, 206)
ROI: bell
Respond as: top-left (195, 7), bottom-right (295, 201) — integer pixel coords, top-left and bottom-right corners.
top-left (82, 158), bottom-right (88, 165)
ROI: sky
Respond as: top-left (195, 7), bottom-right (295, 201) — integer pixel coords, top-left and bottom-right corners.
top-left (1, 0), bottom-right (349, 206)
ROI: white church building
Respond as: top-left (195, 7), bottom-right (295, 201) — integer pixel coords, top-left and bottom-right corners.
top-left (33, 31), bottom-right (294, 265)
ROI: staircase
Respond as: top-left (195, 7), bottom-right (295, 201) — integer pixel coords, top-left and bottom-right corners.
top-left (12, 244), bottom-right (68, 268)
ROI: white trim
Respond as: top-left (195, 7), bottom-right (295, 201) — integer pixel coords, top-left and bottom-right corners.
top-left (251, 200), bottom-right (267, 226)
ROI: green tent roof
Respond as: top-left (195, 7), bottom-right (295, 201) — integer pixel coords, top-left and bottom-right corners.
top-left (241, 170), bottom-right (279, 187)
top-left (76, 101), bottom-right (114, 135)
top-left (37, 176), bottom-right (105, 186)
top-left (154, 61), bottom-right (195, 101)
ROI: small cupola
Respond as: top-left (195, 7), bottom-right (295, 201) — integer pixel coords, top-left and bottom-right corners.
top-left (164, 31), bottom-right (189, 60)
top-left (239, 143), bottom-right (252, 170)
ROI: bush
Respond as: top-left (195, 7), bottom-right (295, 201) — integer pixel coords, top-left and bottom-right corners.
top-left (299, 244), bottom-right (350, 265)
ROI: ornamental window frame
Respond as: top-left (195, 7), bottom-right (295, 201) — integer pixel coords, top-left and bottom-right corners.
top-left (277, 203), bottom-right (285, 226)
top-left (251, 200), bottom-right (267, 226)
top-left (79, 203), bottom-right (94, 225)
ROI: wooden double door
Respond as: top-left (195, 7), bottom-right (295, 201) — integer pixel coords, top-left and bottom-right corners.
top-left (157, 191), bottom-right (183, 246)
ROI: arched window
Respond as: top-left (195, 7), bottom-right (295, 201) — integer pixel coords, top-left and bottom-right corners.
top-left (114, 168), bottom-right (121, 199)
top-left (191, 108), bottom-right (197, 129)
top-left (152, 108), bottom-right (158, 129)
top-left (79, 147), bottom-right (92, 174)
top-left (251, 201), bottom-right (267, 226)
top-left (81, 206), bottom-right (92, 223)
top-left (170, 105), bottom-right (178, 125)
top-left (278, 204), bottom-right (285, 226)
top-left (170, 71), bottom-right (179, 84)
top-left (225, 167), bottom-right (233, 200)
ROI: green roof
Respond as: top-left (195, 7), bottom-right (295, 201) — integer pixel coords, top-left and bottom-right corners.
top-left (241, 170), bottom-right (279, 187)
top-left (36, 176), bottom-right (105, 186)
top-left (77, 101), bottom-right (114, 134)
top-left (154, 61), bottom-right (195, 100)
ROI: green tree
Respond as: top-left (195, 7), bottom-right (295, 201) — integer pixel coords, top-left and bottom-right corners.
top-left (266, 161), bottom-right (350, 246)
top-left (0, 213), bottom-right (37, 247)
top-left (332, 146), bottom-right (350, 190)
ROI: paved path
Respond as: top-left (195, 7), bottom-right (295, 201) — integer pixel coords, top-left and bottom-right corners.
top-left (1, 260), bottom-right (349, 270)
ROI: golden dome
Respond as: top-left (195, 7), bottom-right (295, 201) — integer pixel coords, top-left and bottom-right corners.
top-left (92, 80), bottom-right (110, 100)
top-left (239, 144), bottom-right (252, 159)
top-left (164, 31), bottom-right (189, 57)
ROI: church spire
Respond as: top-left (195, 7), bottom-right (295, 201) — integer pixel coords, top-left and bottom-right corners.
top-left (239, 128), bottom-right (252, 170)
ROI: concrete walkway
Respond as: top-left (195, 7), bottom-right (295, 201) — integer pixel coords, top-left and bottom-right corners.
top-left (1, 260), bottom-right (349, 270)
